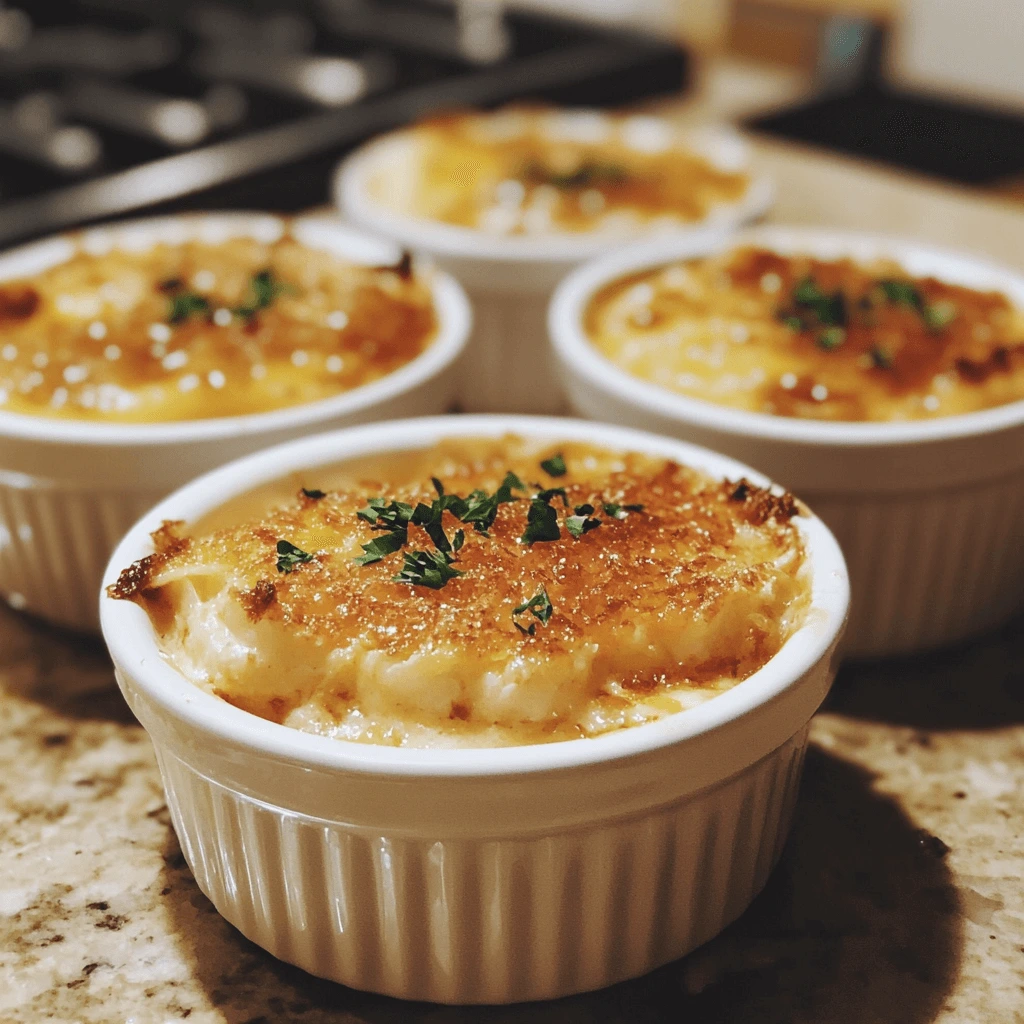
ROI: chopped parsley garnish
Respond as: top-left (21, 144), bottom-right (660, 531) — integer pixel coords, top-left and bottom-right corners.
top-left (357, 497), bottom-right (414, 532)
top-left (167, 290), bottom-right (211, 325)
top-left (234, 269), bottom-right (295, 320)
top-left (513, 587), bottom-right (553, 635)
top-left (777, 276), bottom-right (848, 349)
top-left (524, 160), bottom-right (628, 190)
top-left (460, 471), bottom-right (525, 534)
top-left (535, 486), bottom-right (568, 507)
top-left (411, 493), bottom-right (469, 553)
top-left (923, 300), bottom-right (957, 331)
top-left (540, 453), bottom-right (567, 477)
top-left (878, 279), bottom-right (924, 310)
top-left (869, 345), bottom-right (894, 370)
top-left (565, 512), bottom-right (601, 539)
top-left (276, 539), bottom-right (313, 573)
top-left (877, 278), bottom-right (956, 333)
top-left (354, 498), bottom-right (414, 564)
top-left (817, 326), bottom-right (847, 350)
top-left (392, 548), bottom-right (462, 589)
top-left (602, 502), bottom-right (644, 518)
top-left (301, 488), bottom-right (326, 500)
top-left (521, 496), bottom-right (561, 545)
top-left (354, 530), bottom-right (408, 566)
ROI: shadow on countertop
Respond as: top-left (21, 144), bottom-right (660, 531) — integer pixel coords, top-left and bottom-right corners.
top-left (0, 604), bottom-right (135, 725)
top-left (157, 744), bottom-right (962, 1024)
top-left (827, 612), bottom-right (1024, 730)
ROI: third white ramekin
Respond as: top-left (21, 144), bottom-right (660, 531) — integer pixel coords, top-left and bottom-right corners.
top-left (100, 414), bottom-right (848, 1004)
top-left (550, 227), bottom-right (1024, 657)
top-left (0, 213), bottom-right (471, 632)
top-left (335, 114), bottom-right (771, 414)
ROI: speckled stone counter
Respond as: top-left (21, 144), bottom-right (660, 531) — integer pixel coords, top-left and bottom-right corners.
top-left (2, 595), bottom-right (1022, 1024)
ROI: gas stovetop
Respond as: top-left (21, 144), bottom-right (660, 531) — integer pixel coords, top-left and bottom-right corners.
top-left (0, 0), bottom-right (687, 247)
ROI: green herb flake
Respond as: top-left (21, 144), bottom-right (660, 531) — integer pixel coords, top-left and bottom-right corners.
top-left (276, 539), bottom-right (314, 573)
top-left (565, 514), bottom-right (601, 539)
top-left (540, 453), bottom-right (567, 477)
top-left (784, 276), bottom-right (847, 330)
top-left (878, 279), bottom-right (924, 311)
top-left (301, 488), bottom-right (326, 500)
top-left (234, 269), bottom-right (296, 320)
top-left (869, 345), bottom-right (894, 370)
top-left (535, 486), bottom-right (569, 507)
top-left (524, 160), bottom-right (628, 190)
top-left (513, 587), bottom-right (553, 634)
top-left (392, 548), bottom-right (462, 589)
top-left (521, 498), bottom-right (561, 545)
top-left (923, 300), bottom-right (957, 331)
top-left (357, 498), bottom-right (414, 532)
top-left (354, 530), bottom-right (408, 566)
top-left (817, 326), bottom-right (847, 350)
top-left (460, 472), bottom-right (525, 534)
top-left (167, 291), bottom-right (211, 325)
top-left (602, 502), bottom-right (644, 518)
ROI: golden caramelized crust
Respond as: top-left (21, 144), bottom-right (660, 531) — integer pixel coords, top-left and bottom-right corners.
top-left (365, 107), bottom-right (750, 236)
top-left (110, 438), bottom-right (810, 748)
top-left (0, 232), bottom-right (436, 423)
top-left (586, 246), bottom-right (1024, 422)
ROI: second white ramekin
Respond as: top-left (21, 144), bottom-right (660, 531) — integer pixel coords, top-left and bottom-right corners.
top-left (0, 213), bottom-right (471, 632)
top-left (335, 115), bottom-right (772, 414)
top-left (549, 227), bottom-right (1024, 657)
top-left (100, 414), bottom-right (848, 1004)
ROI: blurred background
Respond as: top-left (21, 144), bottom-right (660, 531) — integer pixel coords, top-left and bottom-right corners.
top-left (0, 0), bottom-right (1020, 248)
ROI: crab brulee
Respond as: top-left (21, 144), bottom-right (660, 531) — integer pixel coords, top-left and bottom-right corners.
top-left (364, 108), bottom-right (751, 237)
top-left (0, 231), bottom-right (435, 422)
top-left (587, 246), bottom-right (1024, 421)
top-left (108, 437), bottom-right (809, 748)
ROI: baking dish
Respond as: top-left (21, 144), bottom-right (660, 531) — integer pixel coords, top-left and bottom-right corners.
top-left (336, 111), bottom-right (771, 414)
top-left (0, 213), bottom-right (470, 631)
top-left (100, 414), bottom-right (848, 1004)
top-left (549, 226), bottom-right (1024, 656)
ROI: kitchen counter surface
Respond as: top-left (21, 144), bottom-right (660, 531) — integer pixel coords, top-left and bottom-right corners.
top-left (1, 602), bottom-right (1021, 1024)
top-left (2, 132), bottom-right (1024, 1023)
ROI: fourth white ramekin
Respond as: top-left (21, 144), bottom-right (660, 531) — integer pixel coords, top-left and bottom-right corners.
top-left (100, 414), bottom-right (848, 1004)
top-left (550, 227), bottom-right (1024, 657)
top-left (0, 213), bottom-right (470, 632)
top-left (335, 114), bottom-right (772, 414)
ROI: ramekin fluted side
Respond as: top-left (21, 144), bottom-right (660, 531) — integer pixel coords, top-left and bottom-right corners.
top-left (807, 473), bottom-right (1024, 657)
top-left (153, 728), bottom-right (809, 1005)
top-left (453, 286), bottom-right (565, 414)
top-left (0, 475), bottom-right (161, 631)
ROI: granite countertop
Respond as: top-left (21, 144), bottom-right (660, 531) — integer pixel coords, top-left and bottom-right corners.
top-left (1, 597), bottom-right (1022, 1024)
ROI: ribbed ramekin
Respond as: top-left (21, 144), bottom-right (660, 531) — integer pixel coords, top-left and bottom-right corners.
top-left (0, 213), bottom-right (471, 632)
top-left (549, 227), bottom-right (1024, 657)
top-left (100, 414), bottom-right (849, 1004)
top-left (335, 115), bottom-right (772, 414)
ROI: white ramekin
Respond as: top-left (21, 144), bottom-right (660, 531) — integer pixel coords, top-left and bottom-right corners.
top-left (550, 226), bottom-right (1024, 658)
top-left (335, 114), bottom-right (772, 414)
top-left (0, 213), bottom-right (471, 632)
top-left (100, 414), bottom-right (848, 1004)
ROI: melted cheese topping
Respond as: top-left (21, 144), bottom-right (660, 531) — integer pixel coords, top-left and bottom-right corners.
top-left (109, 438), bottom-right (810, 748)
top-left (365, 107), bottom-right (750, 237)
top-left (0, 234), bottom-right (435, 422)
top-left (587, 247), bottom-right (1024, 422)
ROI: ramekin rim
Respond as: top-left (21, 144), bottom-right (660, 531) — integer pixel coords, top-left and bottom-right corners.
top-left (0, 212), bottom-right (472, 447)
top-left (100, 414), bottom-right (850, 779)
top-left (334, 123), bottom-right (774, 265)
top-left (549, 226), bottom-right (1024, 447)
